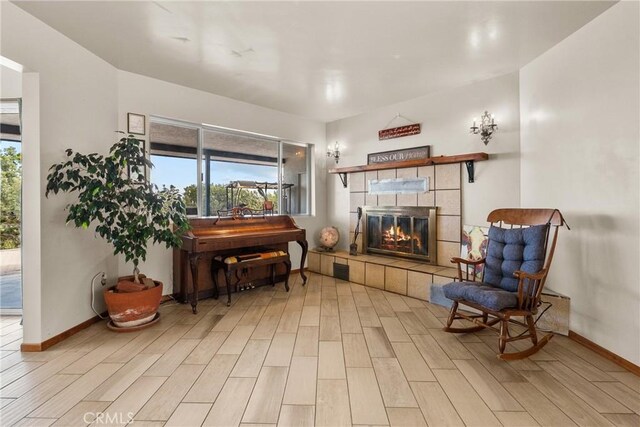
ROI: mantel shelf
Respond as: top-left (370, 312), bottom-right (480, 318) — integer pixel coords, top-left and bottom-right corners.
top-left (328, 152), bottom-right (488, 174)
top-left (328, 152), bottom-right (489, 187)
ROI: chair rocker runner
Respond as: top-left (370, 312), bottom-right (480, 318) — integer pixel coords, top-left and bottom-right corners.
top-left (442, 208), bottom-right (568, 360)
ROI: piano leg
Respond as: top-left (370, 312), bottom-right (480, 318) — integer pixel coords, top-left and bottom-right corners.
top-left (297, 239), bottom-right (308, 285)
top-left (284, 259), bottom-right (291, 292)
top-left (270, 264), bottom-right (276, 287)
top-left (210, 261), bottom-right (220, 300)
top-left (224, 270), bottom-right (233, 307)
top-left (188, 254), bottom-right (200, 314)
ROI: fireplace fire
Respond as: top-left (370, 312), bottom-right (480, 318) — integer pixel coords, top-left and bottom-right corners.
top-left (362, 206), bottom-right (437, 264)
top-left (382, 224), bottom-right (422, 252)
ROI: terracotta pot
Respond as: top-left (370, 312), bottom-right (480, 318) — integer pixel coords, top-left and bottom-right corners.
top-left (103, 279), bottom-right (162, 329)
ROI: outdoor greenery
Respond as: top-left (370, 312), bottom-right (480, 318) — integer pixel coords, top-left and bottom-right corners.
top-left (0, 146), bottom-right (21, 249)
top-left (45, 134), bottom-right (190, 283)
top-left (183, 183), bottom-right (278, 215)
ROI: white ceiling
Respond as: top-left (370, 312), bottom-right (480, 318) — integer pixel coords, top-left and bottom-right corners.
top-left (14, 1), bottom-right (615, 122)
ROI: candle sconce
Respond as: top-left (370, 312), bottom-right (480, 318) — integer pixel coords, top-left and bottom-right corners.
top-left (327, 141), bottom-right (341, 164)
top-left (470, 111), bottom-right (498, 145)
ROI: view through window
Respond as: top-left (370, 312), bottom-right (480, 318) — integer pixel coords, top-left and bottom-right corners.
top-left (148, 122), bottom-right (199, 215)
top-left (203, 129), bottom-right (279, 215)
top-left (0, 99), bottom-right (22, 312)
top-left (149, 119), bottom-right (311, 216)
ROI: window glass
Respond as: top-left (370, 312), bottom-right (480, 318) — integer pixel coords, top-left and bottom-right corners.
top-left (149, 122), bottom-right (199, 215)
top-left (203, 129), bottom-right (278, 215)
top-left (1, 99), bottom-right (22, 311)
top-left (282, 142), bottom-right (309, 215)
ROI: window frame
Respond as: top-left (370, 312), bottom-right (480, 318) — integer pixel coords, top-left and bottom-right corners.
top-left (280, 140), bottom-right (312, 216)
top-left (148, 115), bottom-right (313, 217)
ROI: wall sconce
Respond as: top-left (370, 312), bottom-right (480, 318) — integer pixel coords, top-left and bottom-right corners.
top-left (327, 141), bottom-right (341, 164)
top-left (470, 111), bottom-right (498, 145)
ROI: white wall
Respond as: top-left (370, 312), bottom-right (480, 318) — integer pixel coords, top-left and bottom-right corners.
top-left (520, 2), bottom-right (640, 364)
top-left (326, 72), bottom-right (521, 250)
top-left (1, 2), bottom-right (119, 343)
top-left (117, 71), bottom-right (327, 290)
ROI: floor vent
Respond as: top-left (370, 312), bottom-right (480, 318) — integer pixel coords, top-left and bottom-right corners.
top-left (333, 263), bottom-right (349, 281)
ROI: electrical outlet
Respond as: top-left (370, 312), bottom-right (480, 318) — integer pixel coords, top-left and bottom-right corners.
top-left (100, 273), bottom-right (107, 286)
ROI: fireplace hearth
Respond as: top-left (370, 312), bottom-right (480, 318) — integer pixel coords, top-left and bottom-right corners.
top-left (362, 206), bottom-right (437, 264)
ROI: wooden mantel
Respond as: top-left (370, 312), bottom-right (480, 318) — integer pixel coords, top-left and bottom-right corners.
top-left (328, 152), bottom-right (488, 187)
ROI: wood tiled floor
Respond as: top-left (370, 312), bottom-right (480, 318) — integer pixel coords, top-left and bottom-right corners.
top-left (1, 272), bottom-right (639, 426)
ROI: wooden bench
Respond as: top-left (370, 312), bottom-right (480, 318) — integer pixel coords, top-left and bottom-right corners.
top-left (211, 250), bottom-right (291, 306)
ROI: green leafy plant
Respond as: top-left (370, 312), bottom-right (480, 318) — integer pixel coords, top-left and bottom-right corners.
top-left (1, 146), bottom-right (21, 249)
top-left (45, 133), bottom-right (190, 284)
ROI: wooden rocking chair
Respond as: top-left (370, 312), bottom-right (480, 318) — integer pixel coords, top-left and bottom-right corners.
top-left (442, 208), bottom-right (568, 360)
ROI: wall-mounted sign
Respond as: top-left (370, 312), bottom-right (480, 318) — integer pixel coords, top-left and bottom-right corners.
top-left (367, 145), bottom-right (431, 165)
top-left (378, 123), bottom-right (421, 140)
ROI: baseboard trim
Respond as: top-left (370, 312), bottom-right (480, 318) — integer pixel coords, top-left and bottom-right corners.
top-left (19, 342), bottom-right (43, 352)
top-left (21, 313), bottom-right (106, 352)
top-left (569, 330), bottom-right (640, 376)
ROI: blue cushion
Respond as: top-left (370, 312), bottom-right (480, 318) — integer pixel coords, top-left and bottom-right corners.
top-left (443, 281), bottom-right (518, 311)
top-left (442, 281), bottom-right (472, 300)
top-left (483, 225), bottom-right (548, 292)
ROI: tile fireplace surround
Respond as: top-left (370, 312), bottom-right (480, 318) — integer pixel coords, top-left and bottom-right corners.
top-left (310, 162), bottom-right (463, 301)
top-left (348, 163), bottom-right (462, 266)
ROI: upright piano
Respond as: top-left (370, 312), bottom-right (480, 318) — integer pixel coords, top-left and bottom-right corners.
top-left (174, 215), bottom-right (308, 313)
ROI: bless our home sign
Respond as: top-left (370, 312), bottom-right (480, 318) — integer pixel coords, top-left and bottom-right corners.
top-left (367, 145), bottom-right (431, 165)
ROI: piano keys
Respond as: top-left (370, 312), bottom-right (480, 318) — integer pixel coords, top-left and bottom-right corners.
top-left (174, 214), bottom-right (308, 313)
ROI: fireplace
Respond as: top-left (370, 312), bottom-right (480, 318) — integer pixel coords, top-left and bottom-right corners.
top-left (362, 206), bottom-right (437, 264)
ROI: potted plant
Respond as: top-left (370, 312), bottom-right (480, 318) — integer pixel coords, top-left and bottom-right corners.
top-left (45, 133), bottom-right (190, 330)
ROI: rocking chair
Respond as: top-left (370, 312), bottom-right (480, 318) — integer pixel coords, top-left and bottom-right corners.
top-left (442, 208), bottom-right (568, 360)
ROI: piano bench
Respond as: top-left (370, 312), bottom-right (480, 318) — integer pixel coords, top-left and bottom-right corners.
top-left (211, 250), bottom-right (291, 306)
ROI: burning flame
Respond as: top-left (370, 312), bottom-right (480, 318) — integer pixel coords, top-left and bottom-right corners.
top-left (383, 225), bottom-right (422, 249)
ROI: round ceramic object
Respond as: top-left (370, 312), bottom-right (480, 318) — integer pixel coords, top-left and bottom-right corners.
top-left (103, 281), bottom-right (162, 329)
top-left (319, 226), bottom-right (340, 250)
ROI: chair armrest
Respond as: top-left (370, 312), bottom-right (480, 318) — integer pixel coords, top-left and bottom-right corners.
top-left (513, 269), bottom-right (547, 309)
top-left (513, 269), bottom-right (547, 281)
top-left (450, 257), bottom-right (486, 266)
top-left (450, 257), bottom-right (486, 282)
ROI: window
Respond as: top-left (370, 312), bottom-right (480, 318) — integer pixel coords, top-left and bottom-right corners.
top-left (149, 121), bottom-right (199, 215)
top-left (148, 118), bottom-right (311, 217)
top-left (203, 129), bottom-right (279, 215)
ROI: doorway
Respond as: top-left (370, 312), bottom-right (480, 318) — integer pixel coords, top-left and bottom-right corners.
top-left (0, 98), bottom-right (22, 314)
